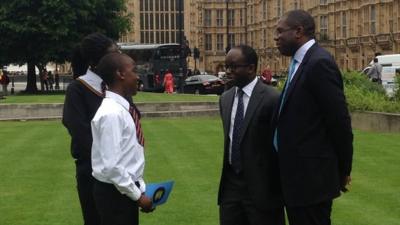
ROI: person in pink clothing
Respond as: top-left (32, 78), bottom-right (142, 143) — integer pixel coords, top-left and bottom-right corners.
top-left (260, 65), bottom-right (273, 85)
top-left (163, 70), bottom-right (174, 94)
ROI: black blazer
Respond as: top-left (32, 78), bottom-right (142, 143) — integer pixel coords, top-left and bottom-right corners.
top-left (218, 80), bottom-right (283, 210)
top-left (274, 43), bottom-right (353, 207)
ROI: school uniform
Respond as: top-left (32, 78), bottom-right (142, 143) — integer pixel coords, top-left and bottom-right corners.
top-left (91, 91), bottom-right (146, 225)
top-left (62, 69), bottom-right (105, 225)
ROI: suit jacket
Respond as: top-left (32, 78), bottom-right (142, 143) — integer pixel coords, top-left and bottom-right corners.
top-left (218, 80), bottom-right (283, 210)
top-left (274, 43), bottom-right (353, 207)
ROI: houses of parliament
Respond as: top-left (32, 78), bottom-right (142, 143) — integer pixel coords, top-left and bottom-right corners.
top-left (121, 0), bottom-right (400, 74)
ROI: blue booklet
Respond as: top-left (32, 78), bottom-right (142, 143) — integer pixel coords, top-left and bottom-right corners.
top-left (145, 180), bottom-right (174, 207)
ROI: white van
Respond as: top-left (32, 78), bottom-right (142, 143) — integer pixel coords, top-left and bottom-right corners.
top-left (362, 54), bottom-right (400, 74)
top-left (362, 54), bottom-right (400, 97)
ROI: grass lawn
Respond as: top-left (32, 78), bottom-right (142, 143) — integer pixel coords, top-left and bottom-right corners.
top-left (0, 118), bottom-right (399, 225)
top-left (0, 92), bottom-right (218, 104)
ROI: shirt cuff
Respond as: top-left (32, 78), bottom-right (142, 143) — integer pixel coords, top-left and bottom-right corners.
top-left (138, 179), bottom-right (146, 193)
top-left (125, 184), bottom-right (142, 201)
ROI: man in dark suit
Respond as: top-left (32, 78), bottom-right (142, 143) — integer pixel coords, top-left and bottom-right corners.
top-left (218, 45), bottom-right (284, 225)
top-left (273, 10), bottom-right (353, 225)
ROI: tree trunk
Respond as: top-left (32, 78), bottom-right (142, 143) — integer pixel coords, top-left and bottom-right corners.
top-left (25, 62), bottom-right (38, 93)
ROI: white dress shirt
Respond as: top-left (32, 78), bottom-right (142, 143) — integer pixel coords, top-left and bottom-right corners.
top-left (228, 77), bottom-right (258, 164)
top-left (290, 39), bottom-right (316, 82)
top-left (91, 91), bottom-right (145, 201)
top-left (78, 69), bottom-right (104, 95)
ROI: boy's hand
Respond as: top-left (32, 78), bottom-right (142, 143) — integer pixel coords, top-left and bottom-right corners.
top-left (340, 176), bottom-right (351, 193)
top-left (138, 195), bottom-right (154, 213)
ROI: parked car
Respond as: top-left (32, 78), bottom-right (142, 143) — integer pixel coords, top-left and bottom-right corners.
top-left (184, 75), bottom-right (225, 95)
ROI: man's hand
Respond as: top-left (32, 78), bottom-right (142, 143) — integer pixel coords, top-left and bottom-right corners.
top-left (341, 176), bottom-right (351, 193)
top-left (138, 195), bottom-right (154, 213)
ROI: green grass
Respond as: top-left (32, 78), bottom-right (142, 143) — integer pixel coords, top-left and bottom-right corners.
top-left (0, 118), bottom-right (399, 225)
top-left (0, 92), bottom-right (218, 104)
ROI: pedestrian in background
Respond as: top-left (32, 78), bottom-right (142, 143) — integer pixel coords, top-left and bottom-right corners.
top-left (260, 65), bottom-right (273, 85)
top-left (163, 69), bottom-right (174, 94)
top-left (48, 71), bottom-right (54, 91)
top-left (0, 70), bottom-right (10, 96)
top-left (367, 57), bottom-right (383, 84)
top-left (55, 72), bottom-right (60, 90)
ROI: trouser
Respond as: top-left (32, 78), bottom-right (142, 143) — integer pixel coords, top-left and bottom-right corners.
top-left (75, 160), bottom-right (101, 225)
top-left (219, 166), bottom-right (285, 225)
top-left (93, 179), bottom-right (139, 225)
top-left (286, 200), bottom-right (333, 225)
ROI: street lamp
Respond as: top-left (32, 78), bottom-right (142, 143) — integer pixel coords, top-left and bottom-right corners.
top-left (225, 0), bottom-right (230, 54)
top-left (178, 0), bottom-right (184, 93)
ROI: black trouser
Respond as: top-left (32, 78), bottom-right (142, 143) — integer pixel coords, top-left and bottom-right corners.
top-left (76, 160), bottom-right (101, 225)
top-left (93, 179), bottom-right (139, 225)
top-left (219, 166), bottom-right (285, 225)
top-left (286, 200), bottom-right (333, 225)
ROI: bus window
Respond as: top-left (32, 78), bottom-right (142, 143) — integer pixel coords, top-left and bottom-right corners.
top-left (119, 43), bottom-right (187, 92)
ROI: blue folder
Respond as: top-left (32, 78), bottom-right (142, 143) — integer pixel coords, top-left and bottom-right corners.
top-left (145, 180), bottom-right (174, 207)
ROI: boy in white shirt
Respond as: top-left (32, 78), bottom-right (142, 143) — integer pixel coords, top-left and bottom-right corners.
top-left (91, 52), bottom-right (153, 225)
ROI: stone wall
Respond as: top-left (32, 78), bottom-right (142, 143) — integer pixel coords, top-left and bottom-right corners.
top-left (1, 103), bottom-right (399, 133)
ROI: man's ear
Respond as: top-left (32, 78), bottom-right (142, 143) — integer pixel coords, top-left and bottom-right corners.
top-left (295, 26), bottom-right (305, 39)
top-left (248, 64), bottom-right (256, 74)
top-left (116, 70), bottom-right (125, 80)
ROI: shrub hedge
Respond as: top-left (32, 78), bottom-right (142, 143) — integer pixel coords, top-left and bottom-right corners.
top-left (343, 71), bottom-right (400, 113)
top-left (274, 71), bottom-right (400, 113)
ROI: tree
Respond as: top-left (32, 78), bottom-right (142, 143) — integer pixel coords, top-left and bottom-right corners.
top-left (0, 0), bottom-right (130, 93)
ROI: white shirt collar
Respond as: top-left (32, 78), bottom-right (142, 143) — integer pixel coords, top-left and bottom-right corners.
top-left (293, 39), bottom-right (316, 64)
top-left (105, 91), bottom-right (130, 111)
top-left (78, 69), bottom-right (103, 93)
top-left (236, 77), bottom-right (258, 97)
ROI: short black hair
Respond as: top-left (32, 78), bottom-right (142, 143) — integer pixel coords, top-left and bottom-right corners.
top-left (284, 10), bottom-right (315, 38)
top-left (374, 57), bottom-right (378, 63)
top-left (232, 44), bottom-right (258, 71)
top-left (96, 53), bottom-right (132, 86)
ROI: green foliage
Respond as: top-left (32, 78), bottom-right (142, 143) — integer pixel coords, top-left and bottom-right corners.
top-left (0, 0), bottom-right (129, 65)
top-left (393, 75), bottom-right (400, 101)
top-left (1, 120), bottom-right (399, 225)
top-left (343, 71), bottom-right (400, 113)
top-left (0, 0), bottom-right (130, 92)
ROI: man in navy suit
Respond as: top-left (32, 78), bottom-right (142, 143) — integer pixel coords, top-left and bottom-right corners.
top-left (273, 10), bottom-right (353, 225)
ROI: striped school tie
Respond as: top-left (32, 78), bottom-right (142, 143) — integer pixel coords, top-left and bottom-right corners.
top-left (129, 104), bottom-right (145, 147)
top-left (101, 81), bottom-right (107, 97)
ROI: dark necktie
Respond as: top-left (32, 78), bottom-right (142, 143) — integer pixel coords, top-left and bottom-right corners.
top-left (231, 88), bottom-right (244, 173)
top-left (101, 81), bottom-right (107, 97)
top-left (129, 103), bottom-right (145, 147)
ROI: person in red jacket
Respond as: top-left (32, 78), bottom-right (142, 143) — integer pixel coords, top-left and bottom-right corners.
top-left (260, 65), bottom-right (273, 85)
top-left (163, 70), bottom-right (174, 94)
top-left (0, 70), bottom-right (10, 96)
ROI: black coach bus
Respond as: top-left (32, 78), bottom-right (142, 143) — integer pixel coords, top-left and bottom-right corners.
top-left (119, 43), bottom-right (187, 92)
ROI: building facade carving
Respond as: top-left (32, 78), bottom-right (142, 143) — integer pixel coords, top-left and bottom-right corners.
top-left (122, 0), bottom-right (400, 74)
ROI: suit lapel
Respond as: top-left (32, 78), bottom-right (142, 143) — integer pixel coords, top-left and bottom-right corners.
top-left (222, 88), bottom-right (235, 138)
top-left (280, 43), bottom-right (318, 113)
top-left (238, 80), bottom-right (265, 144)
